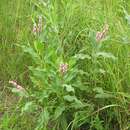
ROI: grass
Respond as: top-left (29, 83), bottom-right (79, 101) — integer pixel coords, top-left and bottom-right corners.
top-left (1, 0), bottom-right (130, 130)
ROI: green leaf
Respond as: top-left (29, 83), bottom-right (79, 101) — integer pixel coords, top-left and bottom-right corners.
top-left (99, 69), bottom-right (106, 74)
top-left (78, 70), bottom-right (89, 76)
top-left (21, 45), bottom-right (40, 61)
top-left (95, 93), bottom-right (114, 99)
top-left (64, 95), bottom-right (85, 109)
top-left (54, 105), bottom-right (65, 119)
top-left (91, 115), bottom-right (104, 130)
top-left (74, 54), bottom-right (91, 60)
top-left (63, 84), bottom-right (75, 93)
top-left (89, 30), bottom-right (97, 46)
top-left (63, 95), bottom-right (76, 102)
top-left (21, 102), bottom-right (36, 115)
top-left (22, 46), bottom-right (38, 57)
top-left (94, 87), bottom-right (114, 99)
top-left (12, 88), bottom-right (28, 97)
top-left (71, 99), bottom-right (85, 109)
top-left (43, 108), bottom-right (49, 125)
top-left (22, 102), bottom-right (33, 111)
top-left (124, 10), bottom-right (130, 25)
top-left (69, 58), bottom-right (76, 67)
top-left (93, 87), bottom-right (104, 94)
top-left (34, 41), bottom-right (44, 54)
top-left (59, 115), bottom-right (68, 130)
top-left (96, 52), bottom-right (116, 60)
top-left (35, 107), bottom-right (49, 130)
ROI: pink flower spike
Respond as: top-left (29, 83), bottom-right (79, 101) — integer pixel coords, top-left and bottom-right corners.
top-left (37, 16), bottom-right (42, 33)
top-left (59, 63), bottom-right (68, 74)
top-left (9, 80), bottom-right (24, 91)
top-left (32, 23), bottom-right (37, 35)
top-left (9, 80), bottom-right (17, 86)
top-left (96, 23), bottom-right (109, 42)
top-left (16, 85), bottom-right (24, 91)
top-left (96, 31), bottom-right (102, 42)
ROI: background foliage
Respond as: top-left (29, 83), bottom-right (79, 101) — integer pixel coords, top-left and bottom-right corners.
top-left (1, 0), bottom-right (130, 130)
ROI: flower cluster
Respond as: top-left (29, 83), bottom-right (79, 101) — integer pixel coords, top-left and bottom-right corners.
top-left (96, 24), bottom-right (109, 42)
top-left (9, 80), bottom-right (24, 91)
top-left (59, 63), bottom-right (68, 74)
top-left (32, 23), bottom-right (37, 35)
top-left (32, 16), bottom-right (42, 35)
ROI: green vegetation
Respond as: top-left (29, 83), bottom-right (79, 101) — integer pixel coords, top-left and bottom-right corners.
top-left (1, 0), bottom-right (130, 130)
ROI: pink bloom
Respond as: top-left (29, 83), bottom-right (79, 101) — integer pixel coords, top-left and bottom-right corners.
top-left (96, 31), bottom-right (102, 42)
top-left (9, 80), bottom-right (17, 86)
top-left (59, 63), bottom-right (68, 74)
top-left (96, 24), bottom-right (109, 42)
top-left (32, 16), bottom-right (42, 35)
top-left (9, 80), bottom-right (24, 91)
top-left (32, 23), bottom-right (37, 35)
top-left (37, 16), bottom-right (42, 33)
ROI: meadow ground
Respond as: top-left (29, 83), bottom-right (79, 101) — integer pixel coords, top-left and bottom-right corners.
top-left (1, 0), bottom-right (130, 130)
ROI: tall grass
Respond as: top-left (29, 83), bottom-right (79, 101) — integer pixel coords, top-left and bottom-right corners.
top-left (1, 0), bottom-right (130, 130)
